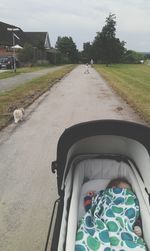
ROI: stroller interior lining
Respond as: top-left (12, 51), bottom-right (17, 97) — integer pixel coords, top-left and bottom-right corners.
top-left (60, 158), bottom-right (150, 251)
top-left (60, 135), bottom-right (150, 194)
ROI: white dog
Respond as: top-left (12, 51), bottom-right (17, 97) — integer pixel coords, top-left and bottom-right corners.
top-left (13, 108), bottom-right (25, 123)
top-left (84, 63), bottom-right (90, 74)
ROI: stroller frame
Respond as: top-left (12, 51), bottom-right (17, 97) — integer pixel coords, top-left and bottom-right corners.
top-left (46, 120), bottom-right (150, 251)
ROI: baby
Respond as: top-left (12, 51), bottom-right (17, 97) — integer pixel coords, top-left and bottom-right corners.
top-left (106, 177), bottom-right (131, 189)
top-left (84, 177), bottom-right (142, 237)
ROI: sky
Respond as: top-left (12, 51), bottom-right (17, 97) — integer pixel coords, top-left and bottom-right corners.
top-left (0, 0), bottom-right (150, 52)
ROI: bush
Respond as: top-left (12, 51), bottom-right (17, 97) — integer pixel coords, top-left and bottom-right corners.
top-left (123, 50), bottom-right (145, 64)
top-left (18, 43), bottom-right (34, 63)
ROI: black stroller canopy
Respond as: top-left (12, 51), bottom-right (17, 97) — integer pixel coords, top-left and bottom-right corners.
top-left (53, 120), bottom-right (150, 195)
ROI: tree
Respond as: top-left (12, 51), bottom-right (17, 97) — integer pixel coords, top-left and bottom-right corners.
top-left (18, 43), bottom-right (34, 63)
top-left (55, 36), bottom-right (78, 63)
top-left (123, 50), bottom-right (145, 64)
top-left (82, 42), bottom-right (93, 63)
top-left (92, 13), bottom-right (126, 65)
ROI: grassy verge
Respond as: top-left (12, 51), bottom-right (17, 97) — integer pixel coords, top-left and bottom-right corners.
top-left (0, 64), bottom-right (76, 130)
top-left (94, 64), bottom-right (150, 124)
top-left (0, 65), bottom-right (54, 79)
top-left (0, 71), bottom-right (20, 79)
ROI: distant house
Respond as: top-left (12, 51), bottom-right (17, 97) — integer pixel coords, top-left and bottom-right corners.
top-left (0, 21), bottom-right (51, 58)
top-left (0, 21), bottom-right (25, 56)
top-left (24, 32), bottom-right (51, 50)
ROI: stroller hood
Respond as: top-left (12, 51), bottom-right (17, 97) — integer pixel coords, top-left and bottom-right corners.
top-left (52, 120), bottom-right (150, 195)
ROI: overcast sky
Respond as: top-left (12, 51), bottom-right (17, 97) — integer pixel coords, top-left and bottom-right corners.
top-left (0, 0), bottom-right (150, 52)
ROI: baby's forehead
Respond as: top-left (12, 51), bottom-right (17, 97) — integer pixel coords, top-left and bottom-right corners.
top-left (119, 181), bottom-right (128, 184)
top-left (118, 181), bottom-right (131, 187)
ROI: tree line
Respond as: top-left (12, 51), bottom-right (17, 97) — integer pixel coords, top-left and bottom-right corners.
top-left (18, 13), bottom-right (145, 65)
top-left (80, 13), bottom-right (145, 65)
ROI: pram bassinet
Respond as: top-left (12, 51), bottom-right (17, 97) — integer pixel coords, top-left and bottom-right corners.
top-left (45, 120), bottom-right (150, 251)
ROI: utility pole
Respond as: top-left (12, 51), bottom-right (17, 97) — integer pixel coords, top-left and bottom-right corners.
top-left (7, 28), bottom-right (19, 73)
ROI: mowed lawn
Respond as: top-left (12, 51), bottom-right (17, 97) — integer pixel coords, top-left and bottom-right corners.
top-left (94, 64), bottom-right (150, 124)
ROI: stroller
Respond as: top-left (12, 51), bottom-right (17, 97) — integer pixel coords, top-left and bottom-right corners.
top-left (45, 120), bottom-right (150, 251)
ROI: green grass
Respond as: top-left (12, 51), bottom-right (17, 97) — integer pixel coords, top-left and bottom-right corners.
top-left (94, 64), bottom-right (150, 124)
top-left (0, 71), bottom-right (20, 79)
top-left (0, 64), bottom-right (76, 129)
top-left (0, 65), bottom-right (54, 79)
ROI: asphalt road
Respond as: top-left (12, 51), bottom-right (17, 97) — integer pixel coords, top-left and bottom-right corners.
top-left (0, 65), bottom-right (145, 251)
top-left (0, 66), bottom-right (64, 92)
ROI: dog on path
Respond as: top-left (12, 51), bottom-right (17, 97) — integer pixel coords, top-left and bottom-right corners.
top-left (84, 63), bottom-right (90, 74)
top-left (13, 108), bottom-right (25, 123)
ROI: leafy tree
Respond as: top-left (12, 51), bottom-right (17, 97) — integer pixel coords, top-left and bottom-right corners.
top-left (92, 14), bottom-right (126, 65)
top-left (82, 42), bottom-right (93, 63)
top-left (92, 32), bottom-right (103, 63)
top-left (102, 13), bottom-right (116, 37)
top-left (55, 36), bottom-right (78, 63)
top-left (36, 40), bottom-right (45, 51)
top-left (18, 43), bottom-right (34, 63)
top-left (123, 50), bottom-right (145, 63)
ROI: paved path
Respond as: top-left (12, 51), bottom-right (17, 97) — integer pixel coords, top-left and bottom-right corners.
top-left (0, 65), bottom-right (145, 251)
top-left (0, 66), bottom-right (64, 92)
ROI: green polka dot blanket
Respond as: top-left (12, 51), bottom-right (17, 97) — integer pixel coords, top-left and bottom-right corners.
top-left (75, 188), bottom-right (147, 251)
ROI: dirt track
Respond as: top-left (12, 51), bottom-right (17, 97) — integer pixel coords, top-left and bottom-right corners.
top-left (0, 66), bottom-right (64, 92)
top-left (0, 65), bottom-right (145, 251)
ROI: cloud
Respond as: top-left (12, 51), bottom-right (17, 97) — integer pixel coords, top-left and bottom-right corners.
top-left (0, 0), bottom-right (150, 51)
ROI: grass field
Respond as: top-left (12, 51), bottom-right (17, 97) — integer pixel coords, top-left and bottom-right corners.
top-left (94, 64), bottom-right (150, 124)
top-left (0, 64), bottom-right (76, 130)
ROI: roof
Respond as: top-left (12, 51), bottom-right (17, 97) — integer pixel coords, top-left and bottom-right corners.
top-left (24, 32), bottom-right (51, 49)
top-left (0, 21), bottom-right (51, 49)
top-left (0, 21), bottom-right (25, 47)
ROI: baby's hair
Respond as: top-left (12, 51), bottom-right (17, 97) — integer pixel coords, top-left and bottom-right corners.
top-left (106, 177), bottom-right (132, 189)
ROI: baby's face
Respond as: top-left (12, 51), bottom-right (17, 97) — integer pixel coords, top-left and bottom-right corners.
top-left (117, 182), bottom-right (131, 189)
